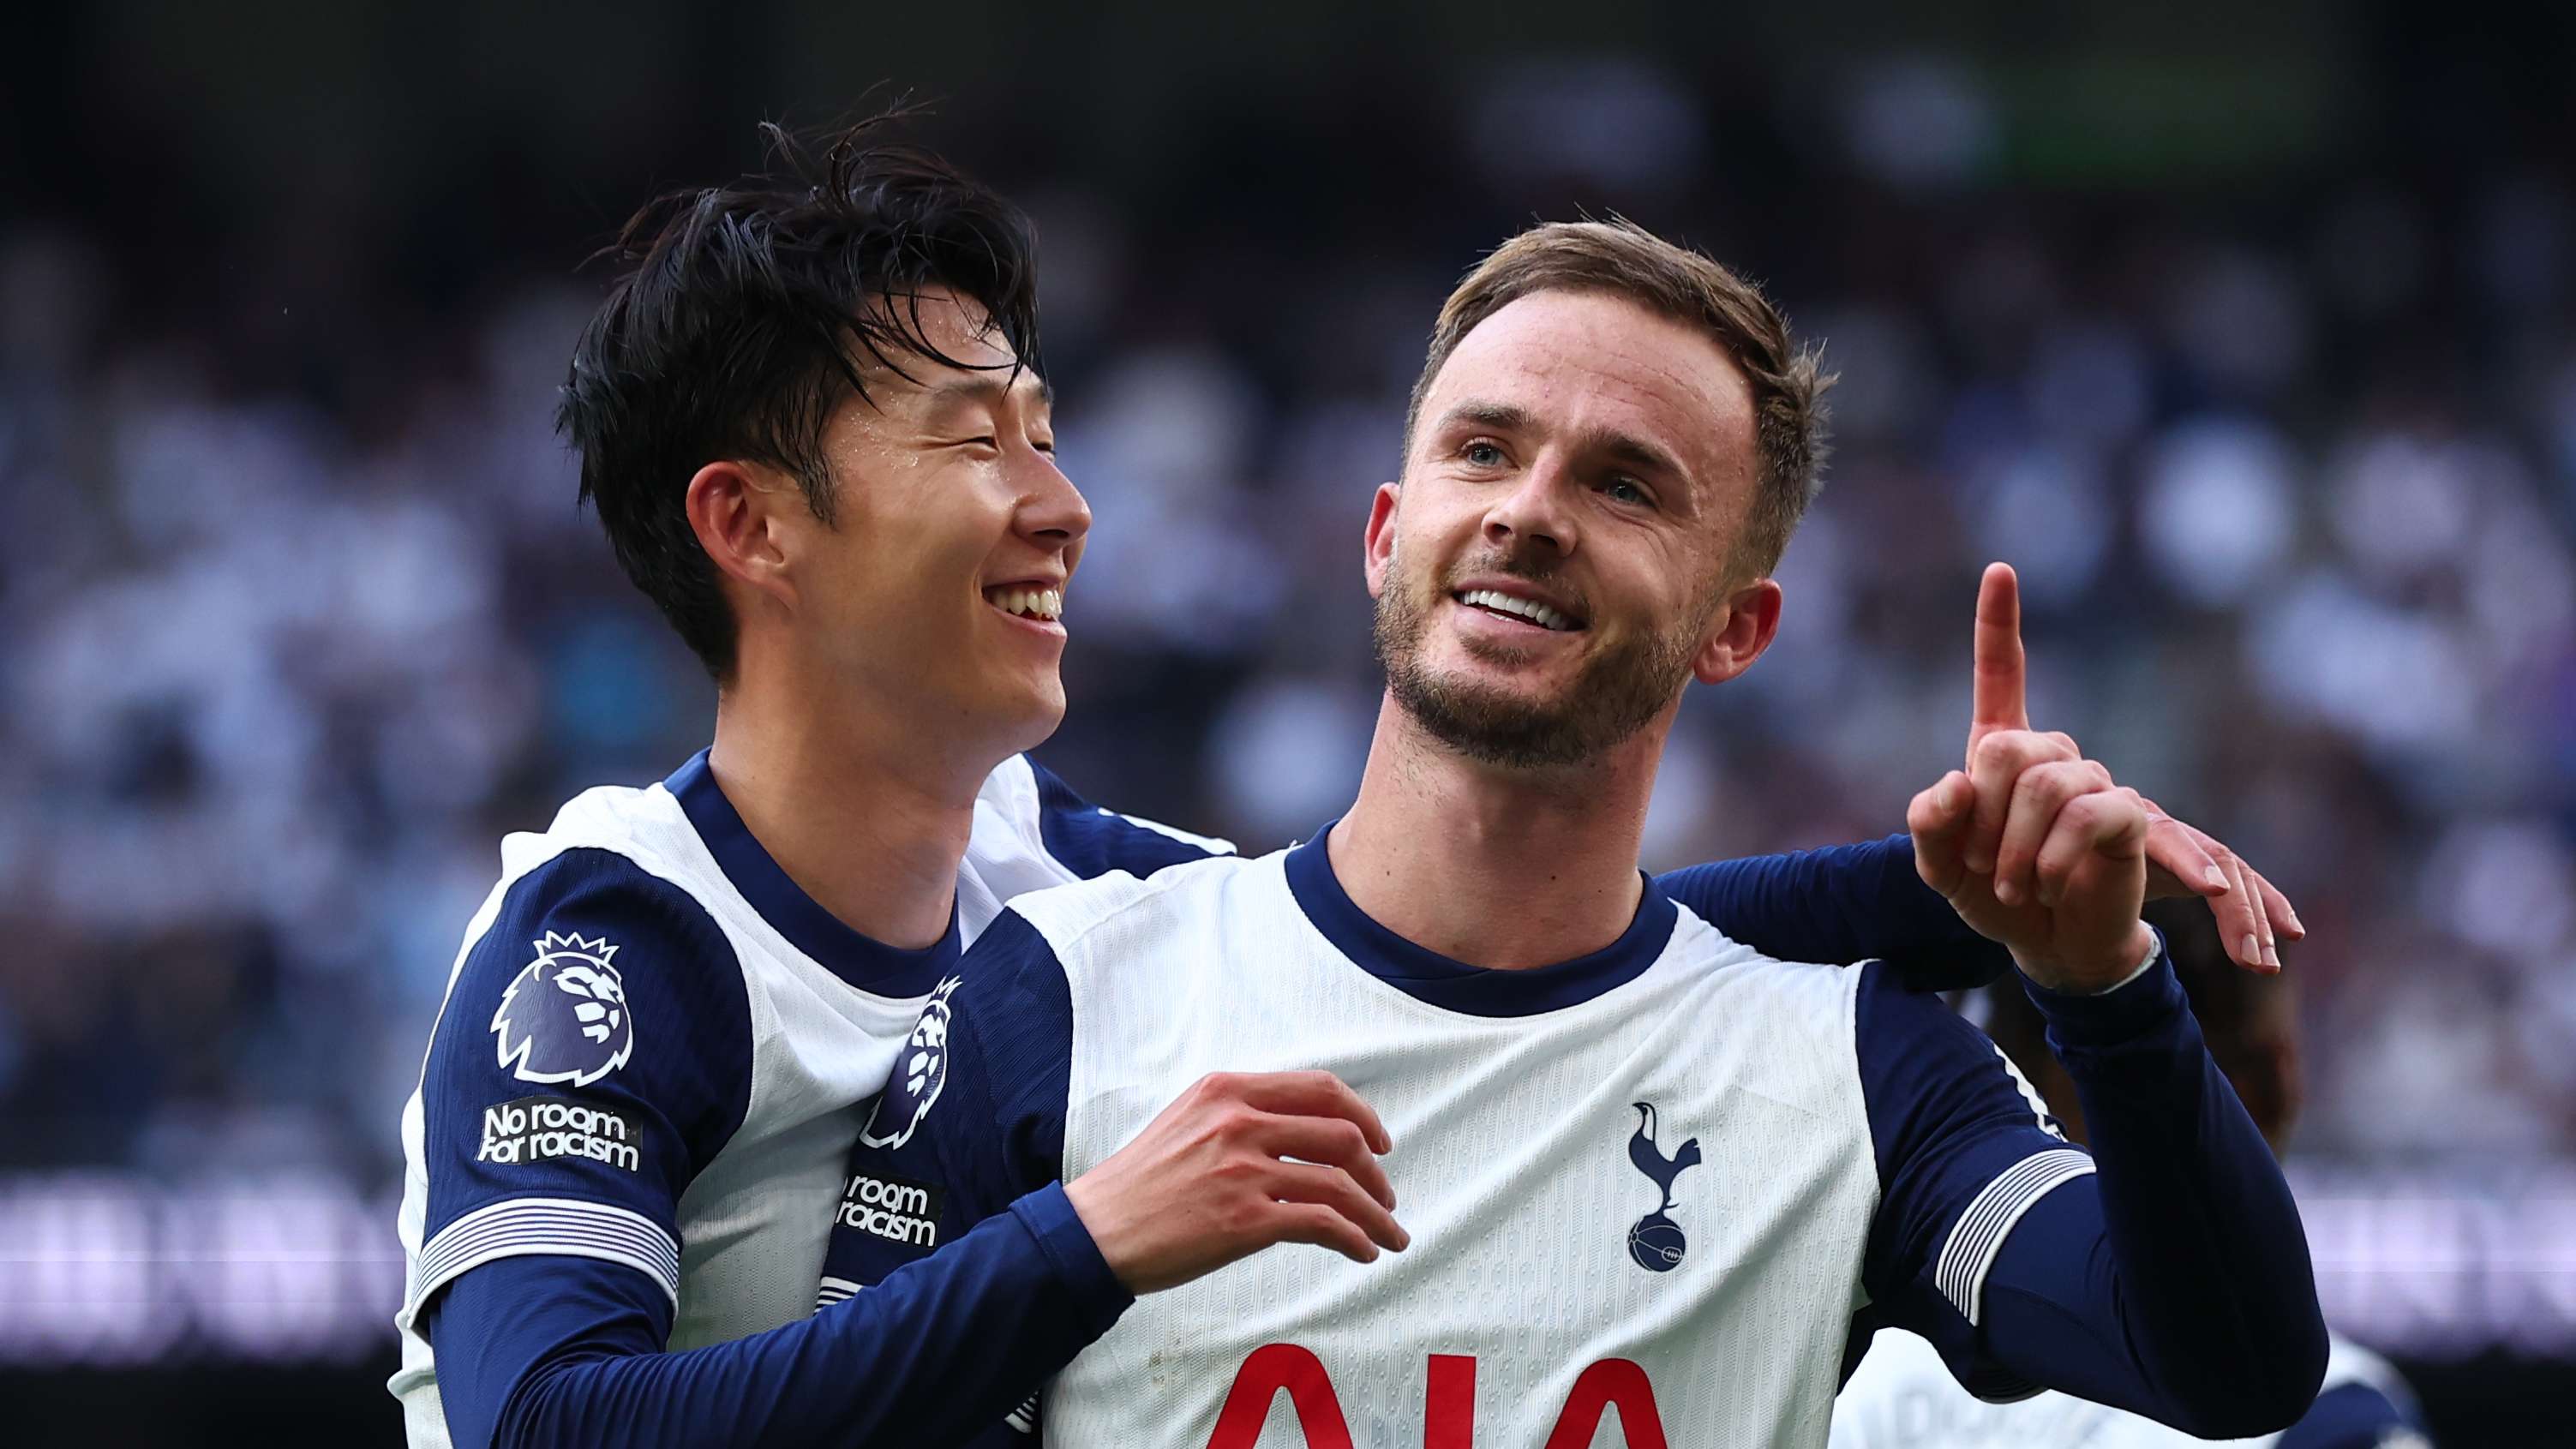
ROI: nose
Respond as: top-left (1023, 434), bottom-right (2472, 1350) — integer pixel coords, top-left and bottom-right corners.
top-left (1017, 448), bottom-right (1092, 553)
top-left (1483, 454), bottom-right (1578, 558)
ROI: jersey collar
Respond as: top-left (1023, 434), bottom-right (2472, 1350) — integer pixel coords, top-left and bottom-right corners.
top-left (664, 749), bottom-right (961, 997)
top-left (1283, 823), bottom-right (1677, 1016)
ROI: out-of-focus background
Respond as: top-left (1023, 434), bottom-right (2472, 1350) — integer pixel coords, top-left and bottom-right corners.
top-left (3, 1), bottom-right (2571, 1441)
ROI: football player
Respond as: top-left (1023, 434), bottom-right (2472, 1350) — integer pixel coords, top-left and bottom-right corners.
top-left (823, 219), bottom-right (2330, 1446)
top-left (392, 116), bottom-right (2293, 1448)
top-left (1830, 901), bottom-right (2432, 1448)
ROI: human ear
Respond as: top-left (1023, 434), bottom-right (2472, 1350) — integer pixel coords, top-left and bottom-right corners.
top-left (686, 461), bottom-right (802, 612)
top-left (1362, 482), bottom-right (1402, 599)
top-left (1691, 576), bottom-right (1783, 686)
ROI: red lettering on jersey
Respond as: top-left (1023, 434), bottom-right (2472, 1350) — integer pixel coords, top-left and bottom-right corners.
top-left (1207, 1344), bottom-right (1355, 1449)
top-left (1205, 1349), bottom-right (1664, 1448)
top-left (1423, 1354), bottom-right (1475, 1449)
top-left (1541, 1359), bottom-right (1668, 1449)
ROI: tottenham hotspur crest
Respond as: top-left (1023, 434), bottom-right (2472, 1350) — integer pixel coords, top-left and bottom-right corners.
top-left (862, 975), bottom-right (962, 1150)
top-left (1626, 1101), bottom-right (1703, 1273)
top-left (491, 931), bottom-right (634, 1088)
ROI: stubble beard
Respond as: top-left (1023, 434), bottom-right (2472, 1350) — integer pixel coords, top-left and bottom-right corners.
top-left (1373, 553), bottom-right (1709, 770)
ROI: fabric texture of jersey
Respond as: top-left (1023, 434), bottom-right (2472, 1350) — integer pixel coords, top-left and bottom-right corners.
top-left (389, 751), bottom-right (1229, 1448)
top-left (1830, 1327), bottom-right (2429, 1449)
top-left (821, 835), bottom-right (2092, 1448)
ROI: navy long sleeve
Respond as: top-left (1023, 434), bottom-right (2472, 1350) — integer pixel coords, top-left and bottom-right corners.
top-left (1978, 952), bottom-right (2330, 1437)
top-left (1656, 833), bottom-right (2009, 989)
top-left (425, 1181), bottom-right (1129, 1449)
top-left (1852, 943), bottom-right (2326, 1438)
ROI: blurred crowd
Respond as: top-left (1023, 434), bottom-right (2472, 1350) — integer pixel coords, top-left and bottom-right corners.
top-left (3, 50), bottom-right (2572, 1197)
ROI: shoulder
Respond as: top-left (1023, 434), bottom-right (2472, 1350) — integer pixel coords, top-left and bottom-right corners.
top-left (1003, 847), bottom-right (1269, 959)
top-left (1848, 957), bottom-right (2044, 1096)
top-left (427, 843), bottom-right (755, 1135)
top-left (1662, 907), bottom-right (1874, 1034)
top-left (1844, 961), bottom-right (2082, 1235)
top-left (988, 754), bottom-right (1237, 879)
top-left (462, 844), bottom-right (750, 1019)
top-left (405, 837), bottom-right (761, 1316)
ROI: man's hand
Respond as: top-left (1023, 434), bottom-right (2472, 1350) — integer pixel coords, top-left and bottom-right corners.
top-left (1063, 1070), bottom-right (1407, 1296)
top-left (1939, 562), bottom-right (2296, 975)
top-left (1912, 565), bottom-right (2153, 991)
top-left (1913, 739), bottom-right (2156, 992)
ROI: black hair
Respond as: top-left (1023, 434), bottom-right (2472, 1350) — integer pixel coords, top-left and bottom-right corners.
top-left (558, 110), bottom-right (1041, 680)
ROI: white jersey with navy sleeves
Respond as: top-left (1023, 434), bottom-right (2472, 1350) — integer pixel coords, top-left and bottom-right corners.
top-left (819, 834), bottom-right (2098, 1448)
top-left (390, 750), bottom-right (1229, 1449)
top-left (1831, 1328), bottom-right (2429, 1449)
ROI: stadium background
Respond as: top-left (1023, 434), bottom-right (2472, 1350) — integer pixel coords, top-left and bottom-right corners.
top-left (3, 1), bottom-right (2572, 1442)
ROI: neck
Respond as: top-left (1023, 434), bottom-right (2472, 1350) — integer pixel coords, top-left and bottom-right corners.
top-left (705, 645), bottom-right (994, 951)
top-left (1328, 693), bottom-right (1668, 970)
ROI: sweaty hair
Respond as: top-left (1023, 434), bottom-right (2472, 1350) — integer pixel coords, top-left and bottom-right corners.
top-left (1405, 219), bottom-right (1833, 579)
top-left (559, 112), bottom-right (1041, 680)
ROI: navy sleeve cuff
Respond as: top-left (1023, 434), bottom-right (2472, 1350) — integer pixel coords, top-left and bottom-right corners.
top-left (1009, 1181), bottom-right (1134, 1333)
top-left (2017, 930), bottom-right (2187, 1047)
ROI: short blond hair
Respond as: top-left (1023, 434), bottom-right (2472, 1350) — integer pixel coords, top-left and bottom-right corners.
top-left (1405, 219), bottom-right (1834, 576)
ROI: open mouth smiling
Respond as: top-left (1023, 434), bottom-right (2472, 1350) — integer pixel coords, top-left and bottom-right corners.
top-left (1453, 586), bottom-right (1584, 632)
top-left (984, 584), bottom-right (1063, 625)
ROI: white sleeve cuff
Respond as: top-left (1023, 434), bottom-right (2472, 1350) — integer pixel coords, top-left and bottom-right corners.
top-left (406, 1196), bottom-right (681, 1321)
top-left (1933, 1148), bottom-right (2097, 1326)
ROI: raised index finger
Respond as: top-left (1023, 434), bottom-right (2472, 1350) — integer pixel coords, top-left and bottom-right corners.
top-left (1971, 562), bottom-right (2028, 744)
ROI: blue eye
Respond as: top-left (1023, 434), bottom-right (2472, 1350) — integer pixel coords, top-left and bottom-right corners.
top-left (1604, 477), bottom-right (1650, 506)
top-left (1463, 441), bottom-right (1506, 467)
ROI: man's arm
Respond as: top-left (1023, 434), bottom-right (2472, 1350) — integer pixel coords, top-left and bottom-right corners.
top-left (1856, 564), bottom-right (2324, 1436)
top-left (405, 852), bottom-right (1141, 1449)
top-left (818, 907), bottom-right (1405, 1443)
top-left (1652, 822), bottom-right (2297, 991)
top-left (429, 1184), bottom-right (1122, 1449)
top-left (424, 899), bottom-right (1398, 1449)
top-left (1853, 954), bottom-right (2327, 1438)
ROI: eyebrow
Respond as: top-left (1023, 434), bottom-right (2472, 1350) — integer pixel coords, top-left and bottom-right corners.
top-left (1435, 399), bottom-right (1691, 486)
top-left (922, 372), bottom-right (1056, 412)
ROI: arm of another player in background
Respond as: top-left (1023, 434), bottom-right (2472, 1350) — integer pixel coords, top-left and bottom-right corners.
top-left (1651, 816), bottom-right (2299, 991)
top-left (1854, 952), bottom-right (2327, 1440)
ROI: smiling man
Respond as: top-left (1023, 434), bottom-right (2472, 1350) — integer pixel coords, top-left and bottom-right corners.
top-left (820, 220), bottom-right (2329, 1446)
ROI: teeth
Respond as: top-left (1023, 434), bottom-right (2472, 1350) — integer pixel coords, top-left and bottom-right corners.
top-left (987, 587), bottom-right (1063, 621)
top-left (1458, 588), bottom-right (1573, 632)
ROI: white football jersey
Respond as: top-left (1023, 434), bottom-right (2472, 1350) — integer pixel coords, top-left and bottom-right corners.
top-left (1830, 1328), bottom-right (2429, 1449)
top-left (389, 750), bottom-right (1229, 1447)
top-left (821, 835), bottom-right (2100, 1448)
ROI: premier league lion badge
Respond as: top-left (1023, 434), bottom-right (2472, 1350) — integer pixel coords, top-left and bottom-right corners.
top-left (860, 975), bottom-right (962, 1150)
top-left (492, 931), bottom-right (635, 1088)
